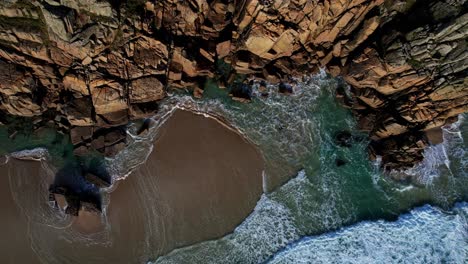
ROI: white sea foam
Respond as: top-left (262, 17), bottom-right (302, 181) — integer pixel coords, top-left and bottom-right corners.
top-left (405, 143), bottom-right (451, 185)
top-left (9, 147), bottom-right (49, 161)
top-left (396, 114), bottom-right (467, 185)
top-left (268, 203), bottom-right (468, 264)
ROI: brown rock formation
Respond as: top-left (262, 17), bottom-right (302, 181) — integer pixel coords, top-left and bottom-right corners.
top-left (0, 0), bottom-right (466, 170)
top-left (340, 0), bottom-right (467, 169)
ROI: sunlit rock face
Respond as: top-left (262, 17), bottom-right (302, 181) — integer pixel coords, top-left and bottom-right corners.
top-left (0, 0), bottom-right (466, 170)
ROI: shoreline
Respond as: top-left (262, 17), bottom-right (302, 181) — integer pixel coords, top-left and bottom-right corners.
top-left (106, 109), bottom-right (265, 256)
top-left (0, 108), bottom-right (266, 263)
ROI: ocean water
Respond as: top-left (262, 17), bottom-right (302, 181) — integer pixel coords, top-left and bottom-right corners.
top-left (149, 73), bottom-right (468, 263)
top-left (0, 72), bottom-right (467, 263)
top-left (269, 203), bottom-right (468, 264)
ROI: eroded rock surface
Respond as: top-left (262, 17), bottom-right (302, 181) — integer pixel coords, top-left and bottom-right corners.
top-left (340, 0), bottom-right (467, 169)
top-left (0, 0), bottom-right (466, 170)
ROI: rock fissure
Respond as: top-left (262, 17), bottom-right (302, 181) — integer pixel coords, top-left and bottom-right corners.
top-left (0, 0), bottom-right (465, 174)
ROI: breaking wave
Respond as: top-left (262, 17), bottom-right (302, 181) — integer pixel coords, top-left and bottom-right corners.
top-left (403, 114), bottom-right (467, 185)
top-left (269, 203), bottom-right (468, 264)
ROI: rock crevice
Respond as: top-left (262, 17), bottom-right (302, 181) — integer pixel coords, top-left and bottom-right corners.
top-left (0, 0), bottom-right (466, 170)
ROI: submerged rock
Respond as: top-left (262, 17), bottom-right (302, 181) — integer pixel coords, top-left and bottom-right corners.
top-left (84, 172), bottom-right (111, 188)
top-left (278, 82), bottom-right (293, 94)
top-left (230, 83), bottom-right (252, 102)
top-left (136, 118), bottom-right (156, 135)
top-left (335, 159), bottom-right (347, 167)
top-left (258, 80), bottom-right (269, 97)
top-left (335, 131), bottom-right (353, 148)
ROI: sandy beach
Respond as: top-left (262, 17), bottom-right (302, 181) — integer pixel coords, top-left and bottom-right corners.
top-left (108, 109), bottom-right (264, 256)
top-left (0, 159), bottom-right (41, 263)
top-left (0, 109), bottom-right (264, 263)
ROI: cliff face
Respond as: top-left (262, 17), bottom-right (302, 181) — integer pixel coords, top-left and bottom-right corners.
top-left (341, 0), bottom-right (467, 170)
top-left (0, 0), bottom-right (466, 170)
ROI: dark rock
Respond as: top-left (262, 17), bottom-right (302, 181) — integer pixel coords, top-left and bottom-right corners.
top-left (130, 101), bottom-right (159, 119)
top-left (103, 141), bottom-right (126, 156)
top-left (64, 196), bottom-right (80, 216)
top-left (136, 118), bottom-right (156, 135)
top-left (90, 135), bottom-right (106, 150)
top-left (370, 132), bottom-right (429, 172)
top-left (230, 83), bottom-right (252, 100)
top-left (49, 163), bottom-right (103, 215)
top-left (72, 126), bottom-right (127, 157)
top-left (335, 131), bottom-right (353, 148)
top-left (425, 127), bottom-right (443, 145)
top-left (63, 97), bottom-right (94, 127)
top-left (96, 109), bottom-right (129, 127)
top-left (278, 82), bottom-right (293, 94)
top-left (70, 126), bottom-right (94, 145)
top-left (258, 80), bottom-right (269, 97)
top-left (104, 127), bottom-right (126, 145)
top-left (335, 158), bottom-right (347, 167)
top-left (73, 145), bottom-right (89, 156)
top-left (48, 192), bottom-right (56, 202)
top-left (49, 185), bottom-right (67, 195)
top-left (84, 172), bottom-right (111, 188)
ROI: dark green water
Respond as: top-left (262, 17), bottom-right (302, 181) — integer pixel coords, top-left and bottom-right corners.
top-left (0, 120), bottom-right (73, 166)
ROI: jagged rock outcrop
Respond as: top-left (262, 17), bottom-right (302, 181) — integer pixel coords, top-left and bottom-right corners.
top-left (339, 0), bottom-right (467, 169)
top-left (0, 0), bottom-right (466, 171)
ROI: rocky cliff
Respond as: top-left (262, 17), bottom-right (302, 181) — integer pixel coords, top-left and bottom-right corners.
top-left (0, 0), bottom-right (466, 172)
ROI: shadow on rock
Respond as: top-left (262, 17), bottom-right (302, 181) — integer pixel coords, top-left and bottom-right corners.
top-left (49, 157), bottom-right (111, 215)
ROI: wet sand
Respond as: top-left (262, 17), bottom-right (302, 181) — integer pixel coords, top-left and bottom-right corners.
top-left (108, 109), bottom-right (264, 256)
top-left (0, 109), bottom-right (264, 263)
top-left (0, 159), bottom-right (41, 263)
top-left (71, 206), bottom-right (106, 235)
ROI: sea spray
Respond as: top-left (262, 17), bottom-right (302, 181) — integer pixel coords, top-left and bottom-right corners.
top-left (9, 147), bottom-right (49, 161)
top-left (401, 114), bottom-right (467, 185)
top-left (268, 203), bottom-right (468, 264)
